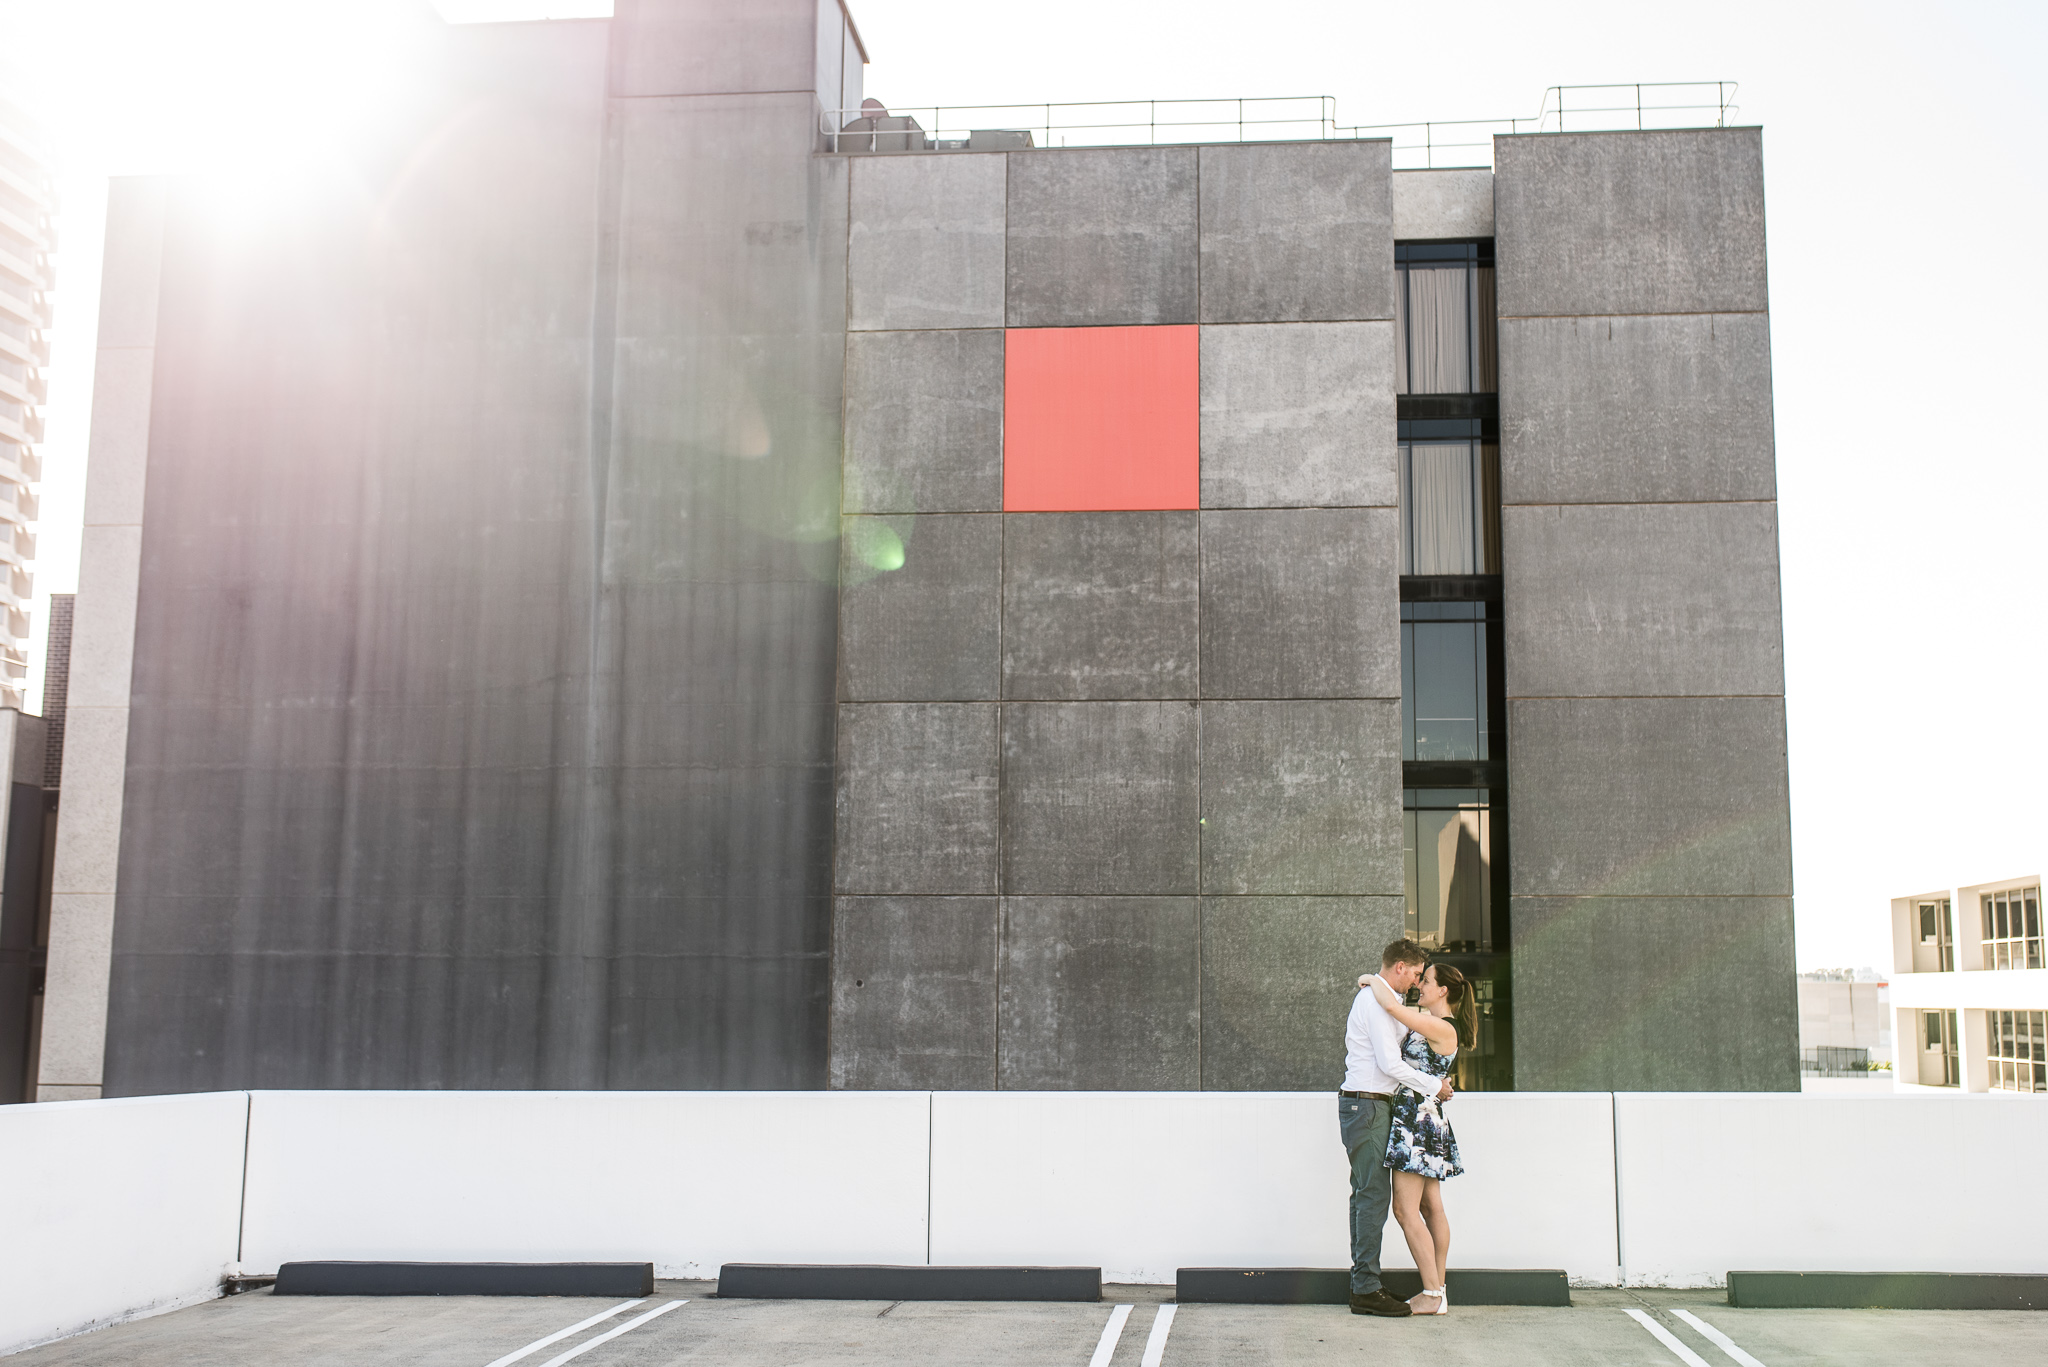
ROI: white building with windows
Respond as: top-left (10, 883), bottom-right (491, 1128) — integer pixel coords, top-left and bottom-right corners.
top-left (0, 89), bottom-right (50, 709)
top-left (1889, 876), bottom-right (2047, 1093)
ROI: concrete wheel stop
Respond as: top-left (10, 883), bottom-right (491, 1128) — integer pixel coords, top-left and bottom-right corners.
top-left (715, 1264), bottom-right (1102, 1301)
top-left (272, 1262), bottom-right (655, 1296)
top-left (1176, 1267), bottom-right (1571, 1306)
top-left (1728, 1271), bottom-right (2048, 1310)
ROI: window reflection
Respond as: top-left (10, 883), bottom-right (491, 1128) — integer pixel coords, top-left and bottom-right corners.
top-left (1402, 601), bottom-right (1489, 762)
top-left (1403, 788), bottom-right (1492, 953)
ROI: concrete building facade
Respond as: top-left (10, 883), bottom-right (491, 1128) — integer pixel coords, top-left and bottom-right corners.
top-left (33, 0), bottom-right (1796, 1100)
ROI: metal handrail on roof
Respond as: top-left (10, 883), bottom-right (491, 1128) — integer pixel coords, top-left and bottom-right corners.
top-left (825, 81), bottom-right (1739, 167)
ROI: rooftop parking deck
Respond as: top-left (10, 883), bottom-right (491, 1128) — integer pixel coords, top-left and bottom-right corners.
top-left (10, 1284), bottom-right (2048, 1366)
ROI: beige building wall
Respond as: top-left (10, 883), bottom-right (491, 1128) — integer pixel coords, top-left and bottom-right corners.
top-left (33, 177), bottom-right (164, 1101)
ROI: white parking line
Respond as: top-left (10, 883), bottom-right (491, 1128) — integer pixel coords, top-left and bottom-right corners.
top-left (1673, 1309), bottom-right (1771, 1367)
top-left (535, 1300), bottom-right (687, 1367)
top-left (1623, 1307), bottom-right (1713, 1367)
top-left (1139, 1304), bottom-right (1177, 1367)
top-left (1087, 1304), bottom-right (1133, 1367)
top-left (483, 1301), bottom-right (647, 1367)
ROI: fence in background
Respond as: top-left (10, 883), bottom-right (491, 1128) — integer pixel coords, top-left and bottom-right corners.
top-left (6, 1085), bottom-right (2043, 1355)
top-left (825, 82), bottom-right (1741, 167)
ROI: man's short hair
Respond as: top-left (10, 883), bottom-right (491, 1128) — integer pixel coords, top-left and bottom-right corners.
top-left (1381, 938), bottom-right (1430, 970)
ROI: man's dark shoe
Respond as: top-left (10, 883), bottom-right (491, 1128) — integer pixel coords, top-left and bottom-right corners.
top-left (1349, 1289), bottom-right (1414, 1317)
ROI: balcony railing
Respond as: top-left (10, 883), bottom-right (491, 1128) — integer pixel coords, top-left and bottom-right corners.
top-left (826, 81), bottom-right (1740, 168)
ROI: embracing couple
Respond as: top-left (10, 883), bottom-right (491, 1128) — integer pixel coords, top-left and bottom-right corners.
top-left (1338, 938), bottom-right (1475, 1319)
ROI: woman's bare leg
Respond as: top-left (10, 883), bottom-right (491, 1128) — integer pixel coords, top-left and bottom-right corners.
top-left (1390, 1171), bottom-right (1440, 1312)
top-left (1420, 1178), bottom-right (1450, 1297)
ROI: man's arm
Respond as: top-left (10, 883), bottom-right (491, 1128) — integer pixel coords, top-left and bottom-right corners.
top-left (1364, 982), bottom-right (1448, 1097)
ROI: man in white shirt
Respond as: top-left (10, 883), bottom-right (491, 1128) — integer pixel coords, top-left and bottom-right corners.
top-left (1340, 938), bottom-right (1454, 1317)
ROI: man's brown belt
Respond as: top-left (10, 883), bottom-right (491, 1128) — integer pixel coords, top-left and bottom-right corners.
top-left (1339, 1090), bottom-right (1393, 1101)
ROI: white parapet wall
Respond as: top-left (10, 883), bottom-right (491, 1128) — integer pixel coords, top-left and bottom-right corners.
top-left (238, 1091), bottom-right (934, 1278)
top-left (929, 1091), bottom-right (1618, 1284)
top-left (8, 1089), bottom-right (2048, 1353)
top-left (0, 1091), bottom-right (249, 1357)
top-left (1616, 1092), bottom-right (2048, 1286)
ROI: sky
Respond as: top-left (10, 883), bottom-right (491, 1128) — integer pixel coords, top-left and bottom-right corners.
top-left (0, 0), bottom-right (2042, 973)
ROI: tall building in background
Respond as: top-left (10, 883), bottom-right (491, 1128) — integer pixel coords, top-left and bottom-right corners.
top-left (32, 1), bottom-right (1795, 1101)
top-left (0, 91), bottom-right (50, 710)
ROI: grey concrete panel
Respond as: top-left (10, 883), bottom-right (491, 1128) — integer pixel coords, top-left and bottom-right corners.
top-left (1199, 322), bottom-right (1396, 509)
top-left (998, 896), bottom-right (1199, 1089)
top-left (830, 896), bottom-right (997, 1089)
top-left (1392, 168), bottom-right (1494, 240)
top-left (1006, 148), bottom-right (1198, 327)
top-left (1495, 128), bottom-right (1768, 317)
top-left (1512, 895), bottom-right (1799, 1090)
top-left (104, 41), bottom-right (850, 1093)
top-left (611, 0), bottom-right (816, 98)
top-left (848, 154), bottom-right (1006, 331)
top-left (1506, 697), bottom-right (1794, 897)
top-left (1198, 140), bottom-right (1394, 324)
top-left (1199, 702), bottom-right (1402, 895)
top-left (836, 704), bottom-right (998, 895)
top-left (1201, 895), bottom-right (1405, 1089)
top-left (1503, 502), bottom-right (1785, 698)
top-left (1001, 513), bottom-right (1198, 700)
top-left (1199, 509), bottom-right (1400, 699)
top-left (839, 514), bottom-right (1000, 701)
top-left (843, 329), bottom-right (1003, 513)
top-left (1499, 313), bottom-right (1776, 504)
top-left (1000, 703), bottom-right (1198, 895)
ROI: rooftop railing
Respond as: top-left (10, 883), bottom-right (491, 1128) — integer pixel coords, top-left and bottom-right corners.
top-left (827, 81), bottom-right (1740, 167)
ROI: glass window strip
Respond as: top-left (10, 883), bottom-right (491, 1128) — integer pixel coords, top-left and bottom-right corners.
top-left (1980, 885), bottom-right (2044, 971)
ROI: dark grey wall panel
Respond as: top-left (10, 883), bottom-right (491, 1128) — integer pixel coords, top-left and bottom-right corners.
top-left (835, 704), bottom-right (998, 895)
top-left (998, 896), bottom-right (1200, 1089)
top-left (1001, 513), bottom-right (1198, 700)
top-left (1197, 140), bottom-right (1393, 324)
top-left (831, 896), bottom-right (997, 1089)
top-left (1006, 148), bottom-right (1198, 328)
top-left (1199, 701), bottom-right (1402, 895)
top-left (1494, 128), bottom-right (1768, 318)
top-left (1503, 501), bottom-right (1785, 698)
top-left (843, 329), bottom-right (1003, 513)
top-left (1498, 313), bottom-right (1776, 504)
top-left (1511, 895), bottom-right (1799, 1090)
top-left (1506, 697), bottom-right (1794, 898)
top-left (1199, 509), bottom-right (1400, 699)
top-left (1201, 896), bottom-right (1404, 1090)
top-left (839, 514), bottom-right (1000, 701)
top-left (104, 15), bottom-right (847, 1093)
top-left (1198, 322), bottom-right (1396, 510)
top-left (847, 154), bottom-right (1007, 331)
top-left (1000, 703), bottom-right (1198, 895)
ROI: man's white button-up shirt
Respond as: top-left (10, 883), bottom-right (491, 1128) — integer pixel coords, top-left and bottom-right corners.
top-left (1342, 975), bottom-right (1442, 1097)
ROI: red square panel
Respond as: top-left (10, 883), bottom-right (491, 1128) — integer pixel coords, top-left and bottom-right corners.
top-left (1003, 325), bottom-right (1199, 511)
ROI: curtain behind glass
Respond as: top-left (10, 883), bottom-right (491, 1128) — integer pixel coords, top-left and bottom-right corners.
top-left (1394, 267), bottom-right (1410, 394)
top-left (1406, 264), bottom-right (1471, 394)
top-left (1402, 442), bottom-right (1477, 575)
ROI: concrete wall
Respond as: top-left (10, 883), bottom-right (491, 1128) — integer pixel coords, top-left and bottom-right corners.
top-left (0, 1091), bottom-right (247, 1356)
top-left (1495, 129), bottom-right (1796, 1090)
top-left (832, 140), bottom-right (1399, 1091)
top-left (51, 3), bottom-right (853, 1094)
top-left (14, 1089), bottom-right (2048, 1352)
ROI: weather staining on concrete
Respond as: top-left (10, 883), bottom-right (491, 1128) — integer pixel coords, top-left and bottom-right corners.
top-left (1199, 322), bottom-right (1397, 510)
top-left (997, 896), bottom-right (1201, 1090)
top-left (1000, 513), bottom-right (1199, 701)
top-left (1005, 146), bottom-right (1198, 328)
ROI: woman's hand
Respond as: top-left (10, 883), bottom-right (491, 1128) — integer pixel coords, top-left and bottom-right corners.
top-left (1361, 974), bottom-right (1400, 1010)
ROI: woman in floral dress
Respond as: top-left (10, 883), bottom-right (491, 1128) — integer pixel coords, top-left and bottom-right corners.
top-left (1362, 963), bottom-right (1475, 1315)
